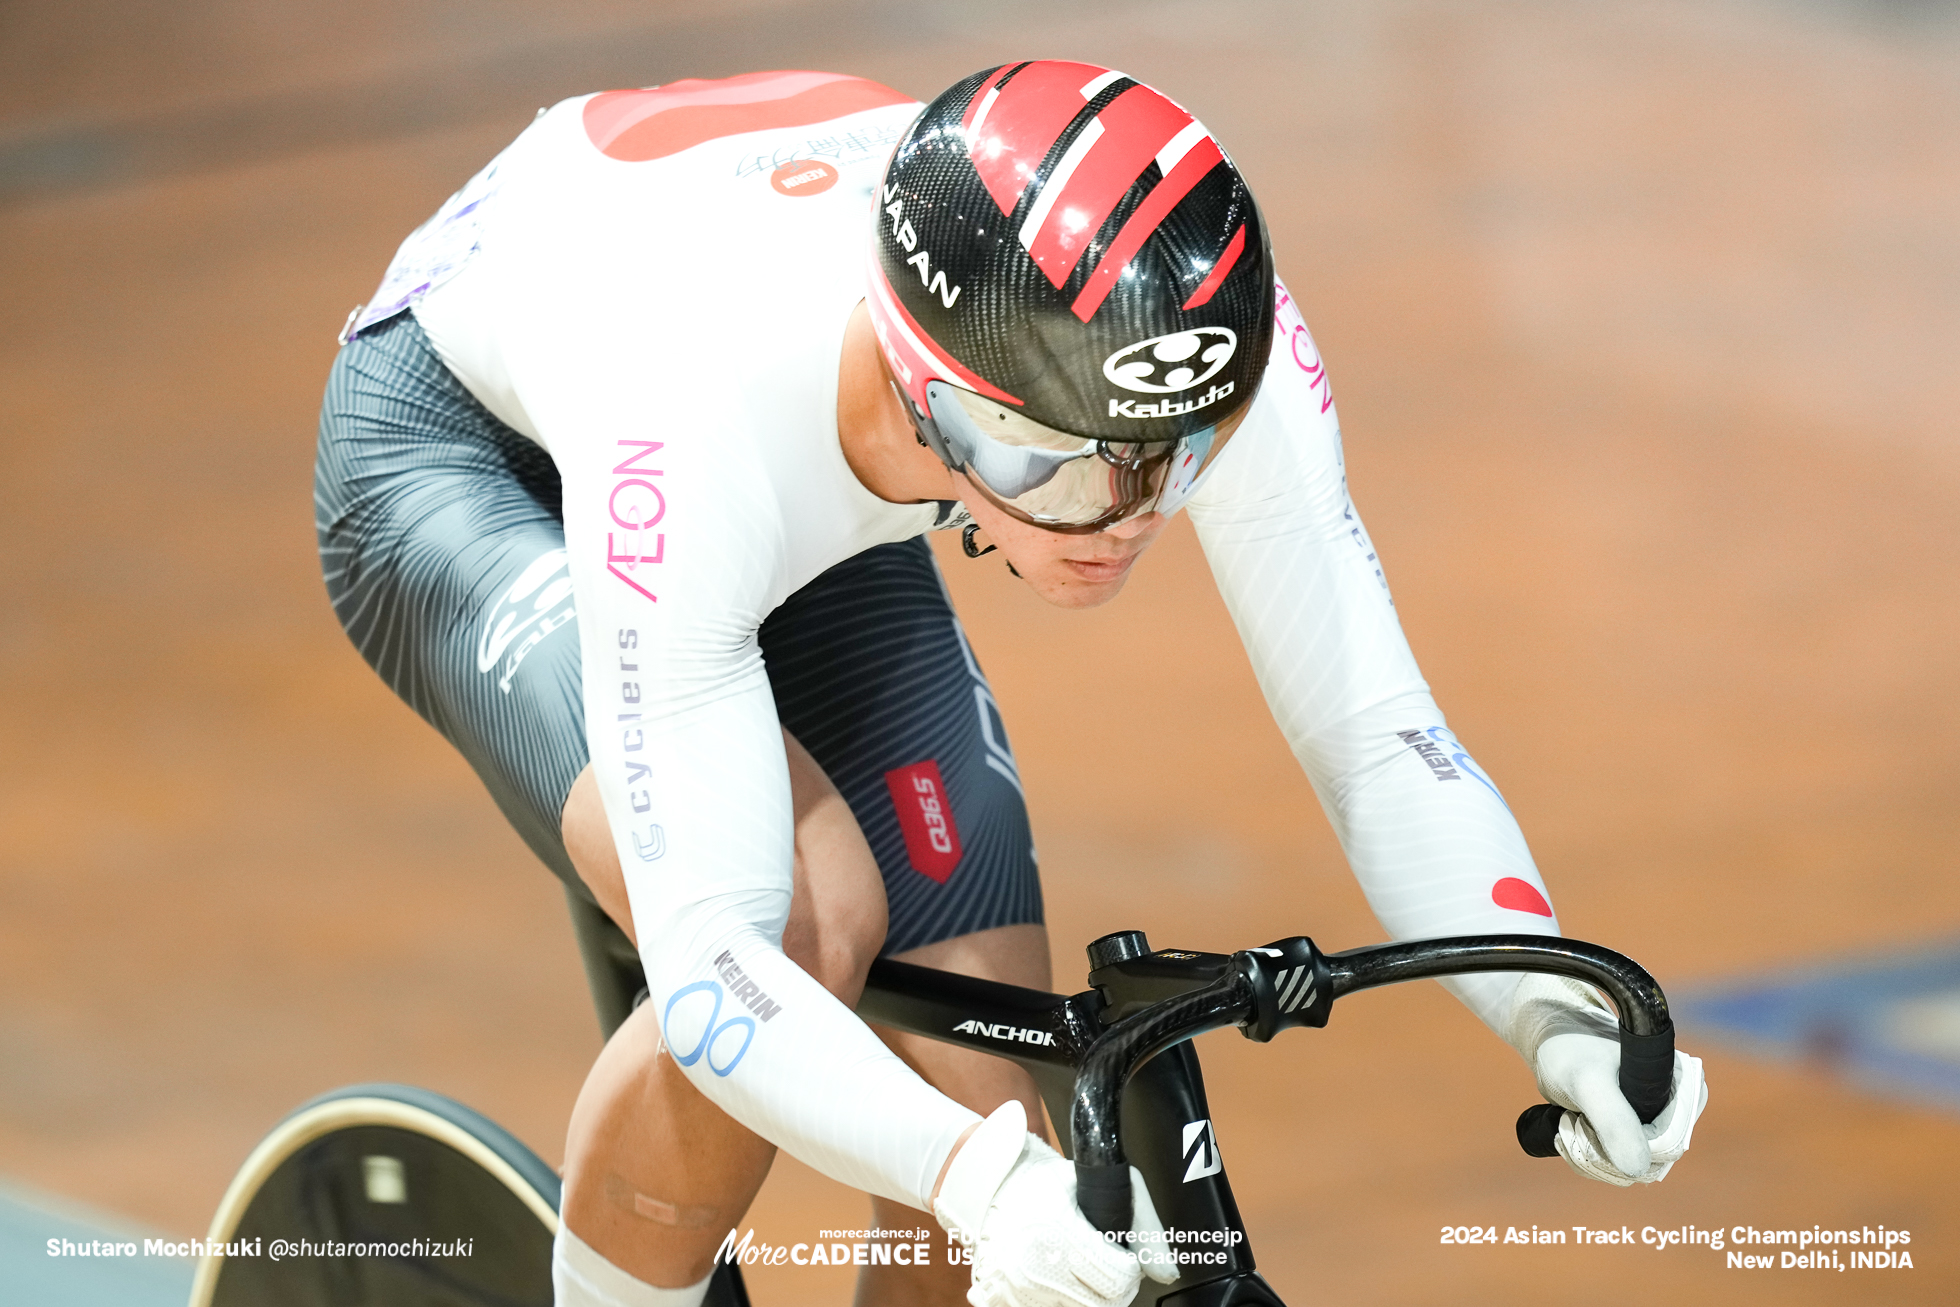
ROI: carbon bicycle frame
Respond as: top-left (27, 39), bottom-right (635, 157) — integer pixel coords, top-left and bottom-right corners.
top-left (567, 892), bottom-right (1273, 1305)
top-left (564, 892), bottom-right (1672, 1307)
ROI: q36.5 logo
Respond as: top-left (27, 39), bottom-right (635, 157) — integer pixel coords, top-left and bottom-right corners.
top-left (1102, 328), bottom-right (1237, 395)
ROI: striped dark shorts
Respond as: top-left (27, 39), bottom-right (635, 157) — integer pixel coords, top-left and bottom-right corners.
top-left (314, 312), bottom-right (1042, 958)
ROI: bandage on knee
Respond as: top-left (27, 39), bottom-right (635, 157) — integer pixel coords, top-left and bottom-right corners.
top-left (604, 1172), bottom-right (719, 1228)
top-left (552, 1223), bottom-right (714, 1307)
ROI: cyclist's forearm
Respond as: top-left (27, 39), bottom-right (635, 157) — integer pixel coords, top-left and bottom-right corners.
top-left (1312, 724), bottom-right (1559, 1034)
top-left (636, 891), bottom-right (981, 1208)
top-left (1187, 342), bottom-right (1560, 1037)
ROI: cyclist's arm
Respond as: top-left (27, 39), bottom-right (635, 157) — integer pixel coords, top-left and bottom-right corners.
top-left (547, 407), bottom-right (980, 1210)
top-left (1186, 283), bottom-right (1557, 1035)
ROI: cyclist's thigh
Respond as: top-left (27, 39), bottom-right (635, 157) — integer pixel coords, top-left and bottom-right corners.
top-left (316, 311), bottom-right (588, 888)
top-left (759, 537), bottom-right (1041, 955)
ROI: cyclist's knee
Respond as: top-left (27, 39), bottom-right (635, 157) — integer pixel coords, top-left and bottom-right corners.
top-left (783, 890), bottom-right (885, 1006)
top-left (783, 728), bottom-right (887, 1002)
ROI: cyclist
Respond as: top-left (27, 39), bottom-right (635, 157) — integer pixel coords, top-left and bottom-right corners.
top-left (317, 62), bottom-right (1708, 1307)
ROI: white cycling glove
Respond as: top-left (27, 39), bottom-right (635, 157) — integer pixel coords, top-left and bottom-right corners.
top-left (1504, 974), bottom-right (1709, 1186)
top-left (932, 1101), bottom-right (1179, 1307)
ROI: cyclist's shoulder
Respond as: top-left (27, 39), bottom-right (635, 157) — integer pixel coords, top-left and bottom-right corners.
top-left (577, 72), bottom-right (918, 162)
top-left (1258, 278), bottom-right (1338, 422)
top-left (499, 72), bottom-right (920, 206)
top-left (1180, 294), bottom-right (1349, 528)
top-left (399, 73), bottom-right (922, 423)
top-left (414, 71), bottom-right (919, 339)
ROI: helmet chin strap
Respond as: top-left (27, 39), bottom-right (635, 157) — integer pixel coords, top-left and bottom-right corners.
top-left (959, 522), bottom-right (1017, 579)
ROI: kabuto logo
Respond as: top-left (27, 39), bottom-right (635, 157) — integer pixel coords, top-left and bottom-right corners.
top-left (1103, 328), bottom-right (1237, 394)
top-left (951, 1019), bottom-right (1057, 1048)
top-left (1109, 380), bottom-right (1233, 421)
top-left (476, 548), bottom-right (576, 694)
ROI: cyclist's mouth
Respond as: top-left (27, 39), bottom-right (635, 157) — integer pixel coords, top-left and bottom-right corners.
top-left (1061, 553), bottom-right (1140, 583)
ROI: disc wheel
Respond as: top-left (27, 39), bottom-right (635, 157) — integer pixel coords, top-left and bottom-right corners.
top-left (191, 1083), bottom-right (562, 1306)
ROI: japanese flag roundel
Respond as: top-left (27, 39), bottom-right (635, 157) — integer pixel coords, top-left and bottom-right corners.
top-left (1491, 877), bottom-right (1553, 917)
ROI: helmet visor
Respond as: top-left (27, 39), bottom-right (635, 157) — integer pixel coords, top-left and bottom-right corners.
top-left (922, 380), bottom-right (1236, 533)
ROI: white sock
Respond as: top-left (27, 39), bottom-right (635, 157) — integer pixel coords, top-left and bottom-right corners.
top-left (552, 1223), bottom-right (715, 1307)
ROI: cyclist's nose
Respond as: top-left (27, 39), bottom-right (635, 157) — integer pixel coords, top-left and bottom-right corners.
top-left (1102, 512), bottom-right (1166, 542)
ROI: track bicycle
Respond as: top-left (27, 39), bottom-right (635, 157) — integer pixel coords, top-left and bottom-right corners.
top-left (193, 899), bottom-right (1674, 1307)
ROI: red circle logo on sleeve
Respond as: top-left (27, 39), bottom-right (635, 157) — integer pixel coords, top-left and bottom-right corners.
top-left (884, 759), bottom-right (962, 883)
top-left (770, 159), bottom-right (839, 196)
top-left (1491, 877), bottom-right (1554, 917)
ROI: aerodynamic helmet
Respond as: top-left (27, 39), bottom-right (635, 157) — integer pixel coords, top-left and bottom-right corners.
top-left (866, 61), bottom-right (1275, 531)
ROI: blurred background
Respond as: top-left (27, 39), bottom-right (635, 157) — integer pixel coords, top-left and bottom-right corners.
top-left (3, 0), bottom-right (1958, 1303)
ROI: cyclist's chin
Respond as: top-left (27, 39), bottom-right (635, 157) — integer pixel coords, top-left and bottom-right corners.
top-left (1020, 555), bottom-right (1141, 608)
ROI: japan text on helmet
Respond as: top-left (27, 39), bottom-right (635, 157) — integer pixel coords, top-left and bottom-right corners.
top-left (867, 61), bottom-right (1275, 532)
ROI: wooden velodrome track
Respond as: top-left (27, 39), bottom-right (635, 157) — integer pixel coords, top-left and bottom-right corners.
top-left (2, 1), bottom-right (1956, 1302)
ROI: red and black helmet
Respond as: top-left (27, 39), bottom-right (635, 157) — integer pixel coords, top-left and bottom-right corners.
top-left (866, 61), bottom-right (1275, 529)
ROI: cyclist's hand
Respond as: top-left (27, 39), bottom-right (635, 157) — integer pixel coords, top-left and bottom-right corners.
top-left (933, 1100), bottom-right (1177, 1307)
top-left (1506, 974), bottom-right (1709, 1186)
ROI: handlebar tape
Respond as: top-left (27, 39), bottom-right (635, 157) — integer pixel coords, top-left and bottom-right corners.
top-left (1618, 1024), bottom-right (1675, 1123)
top-left (1516, 1020), bottom-right (1675, 1159)
top-left (1074, 1162), bottom-right (1134, 1237)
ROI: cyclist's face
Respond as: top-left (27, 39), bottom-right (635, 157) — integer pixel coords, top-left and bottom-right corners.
top-left (959, 489), bottom-right (1171, 609)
